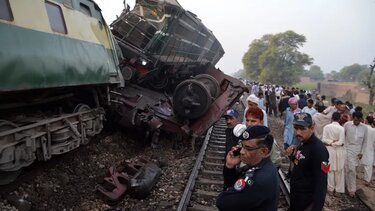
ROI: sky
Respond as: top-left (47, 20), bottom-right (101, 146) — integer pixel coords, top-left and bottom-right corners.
top-left (95, 0), bottom-right (375, 75)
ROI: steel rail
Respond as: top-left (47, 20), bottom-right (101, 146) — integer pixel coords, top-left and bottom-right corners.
top-left (278, 168), bottom-right (291, 206)
top-left (177, 126), bottom-right (213, 211)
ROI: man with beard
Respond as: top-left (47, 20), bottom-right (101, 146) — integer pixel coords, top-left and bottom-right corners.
top-left (216, 126), bottom-right (279, 211)
top-left (283, 97), bottom-right (301, 150)
top-left (289, 112), bottom-right (329, 211)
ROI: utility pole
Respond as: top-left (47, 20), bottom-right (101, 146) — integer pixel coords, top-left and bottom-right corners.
top-left (367, 58), bottom-right (375, 105)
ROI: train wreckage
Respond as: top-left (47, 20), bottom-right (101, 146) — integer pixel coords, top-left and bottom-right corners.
top-left (0, 0), bottom-right (246, 185)
top-left (110, 0), bottom-right (246, 144)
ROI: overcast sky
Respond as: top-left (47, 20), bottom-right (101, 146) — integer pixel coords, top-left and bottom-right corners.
top-left (96, 0), bottom-right (375, 75)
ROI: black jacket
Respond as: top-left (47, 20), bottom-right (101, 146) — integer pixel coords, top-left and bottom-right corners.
top-left (225, 128), bottom-right (240, 156)
top-left (290, 134), bottom-right (329, 211)
top-left (278, 96), bottom-right (290, 114)
top-left (217, 157), bottom-right (279, 211)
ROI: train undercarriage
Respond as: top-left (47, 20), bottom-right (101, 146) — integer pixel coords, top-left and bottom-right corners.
top-left (0, 86), bottom-right (109, 184)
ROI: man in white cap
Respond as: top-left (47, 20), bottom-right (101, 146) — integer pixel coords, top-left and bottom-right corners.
top-left (243, 94), bottom-right (267, 127)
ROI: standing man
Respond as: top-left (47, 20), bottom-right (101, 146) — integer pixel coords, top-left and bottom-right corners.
top-left (322, 112), bottom-right (346, 195)
top-left (243, 94), bottom-right (267, 127)
top-left (339, 102), bottom-right (352, 126)
top-left (344, 111), bottom-right (368, 197)
top-left (216, 126), bottom-right (279, 210)
top-left (321, 95), bottom-right (329, 107)
top-left (313, 103), bottom-right (331, 140)
top-left (302, 99), bottom-right (317, 116)
top-left (323, 98), bottom-right (337, 117)
top-left (283, 97), bottom-right (301, 149)
top-left (223, 109), bottom-right (241, 157)
top-left (278, 90), bottom-right (291, 118)
top-left (242, 107), bottom-right (282, 167)
top-left (289, 113), bottom-right (329, 211)
top-left (361, 115), bottom-right (374, 186)
top-left (268, 87), bottom-right (278, 117)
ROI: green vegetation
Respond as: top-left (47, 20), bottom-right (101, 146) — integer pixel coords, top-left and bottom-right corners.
top-left (329, 64), bottom-right (369, 82)
top-left (294, 82), bottom-right (317, 91)
top-left (305, 65), bottom-right (324, 81)
top-left (242, 30), bottom-right (312, 86)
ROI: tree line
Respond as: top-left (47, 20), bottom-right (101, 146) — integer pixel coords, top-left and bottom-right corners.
top-left (236, 30), bottom-right (374, 105)
top-left (237, 30), bottom-right (373, 88)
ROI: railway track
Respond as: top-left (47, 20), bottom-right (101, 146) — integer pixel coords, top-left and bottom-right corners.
top-left (177, 118), bottom-right (292, 211)
top-left (177, 118), bottom-right (226, 211)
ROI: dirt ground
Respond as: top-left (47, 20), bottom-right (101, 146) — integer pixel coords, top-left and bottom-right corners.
top-left (0, 115), bottom-right (373, 211)
top-left (0, 125), bottom-right (198, 211)
top-left (319, 82), bottom-right (372, 105)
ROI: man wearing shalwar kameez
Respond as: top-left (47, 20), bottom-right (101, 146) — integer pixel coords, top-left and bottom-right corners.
top-left (322, 112), bottom-right (346, 194)
top-left (344, 111), bottom-right (368, 197)
top-left (362, 116), bottom-right (375, 186)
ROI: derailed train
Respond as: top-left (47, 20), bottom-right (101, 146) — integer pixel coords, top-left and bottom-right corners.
top-left (0, 0), bottom-right (246, 184)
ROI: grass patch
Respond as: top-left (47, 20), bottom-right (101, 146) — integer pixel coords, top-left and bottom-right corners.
top-left (293, 82), bottom-right (317, 91)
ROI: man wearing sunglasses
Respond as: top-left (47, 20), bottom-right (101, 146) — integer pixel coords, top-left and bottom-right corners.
top-left (289, 112), bottom-right (329, 211)
top-left (216, 125), bottom-right (279, 211)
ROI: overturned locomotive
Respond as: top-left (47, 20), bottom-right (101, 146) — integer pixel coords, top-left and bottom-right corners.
top-left (110, 0), bottom-right (245, 139)
top-left (0, 0), bottom-right (246, 185)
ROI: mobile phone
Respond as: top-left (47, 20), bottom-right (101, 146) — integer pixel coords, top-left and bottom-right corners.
top-left (233, 147), bottom-right (241, 156)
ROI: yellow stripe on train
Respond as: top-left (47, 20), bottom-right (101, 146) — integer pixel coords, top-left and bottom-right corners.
top-left (2, 0), bottom-right (112, 49)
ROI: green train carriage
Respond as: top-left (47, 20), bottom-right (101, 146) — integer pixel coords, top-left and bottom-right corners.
top-left (0, 0), bottom-right (123, 184)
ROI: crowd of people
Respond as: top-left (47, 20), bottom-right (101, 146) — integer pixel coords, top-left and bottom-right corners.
top-left (215, 82), bottom-right (375, 211)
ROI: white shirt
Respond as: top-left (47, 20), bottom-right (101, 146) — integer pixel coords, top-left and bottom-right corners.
top-left (323, 122), bottom-right (346, 171)
top-left (361, 125), bottom-right (375, 166)
top-left (344, 121), bottom-right (368, 155)
top-left (312, 112), bottom-right (331, 140)
top-left (302, 106), bottom-right (317, 116)
top-left (322, 121), bottom-right (345, 146)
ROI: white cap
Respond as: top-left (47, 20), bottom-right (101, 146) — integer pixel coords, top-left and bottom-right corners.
top-left (246, 94), bottom-right (259, 105)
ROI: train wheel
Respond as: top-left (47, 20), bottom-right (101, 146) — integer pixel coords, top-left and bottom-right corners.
top-left (73, 103), bottom-right (91, 113)
top-left (73, 104), bottom-right (94, 143)
top-left (194, 74), bottom-right (220, 98)
top-left (173, 79), bottom-right (212, 119)
top-left (148, 72), bottom-right (169, 90)
top-left (0, 120), bottom-right (22, 185)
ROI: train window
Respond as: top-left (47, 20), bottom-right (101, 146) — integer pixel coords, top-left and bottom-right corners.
top-left (79, 3), bottom-right (91, 16)
top-left (45, 1), bottom-right (67, 34)
top-left (0, 0), bottom-right (13, 21)
top-left (62, 0), bottom-right (73, 8)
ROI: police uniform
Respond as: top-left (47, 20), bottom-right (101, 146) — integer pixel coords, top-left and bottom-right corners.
top-left (290, 134), bottom-right (329, 211)
top-left (216, 157), bottom-right (279, 211)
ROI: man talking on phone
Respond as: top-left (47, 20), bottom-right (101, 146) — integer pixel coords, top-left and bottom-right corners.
top-left (216, 125), bottom-right (279, 211)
